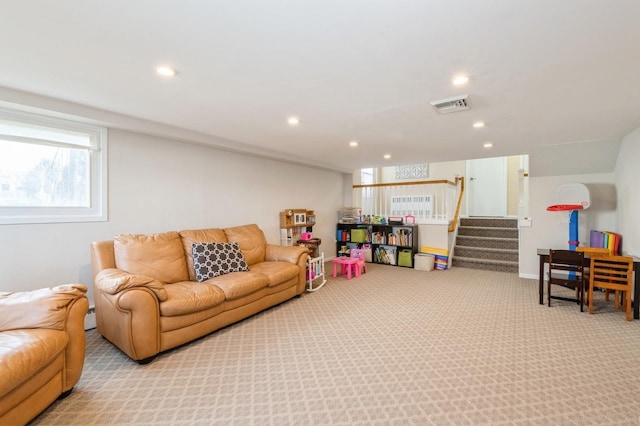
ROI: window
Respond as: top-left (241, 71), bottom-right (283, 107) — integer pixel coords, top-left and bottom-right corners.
top-left (395, 163), bottom-right (428, 180)
top-left (0, 108), bottom-right (107, 224)
top-left (357, 168), bottom-right (377, 214)
top-left (360, 167), bottom-right (375, 185)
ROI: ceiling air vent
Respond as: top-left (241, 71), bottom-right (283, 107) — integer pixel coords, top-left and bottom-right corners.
top-left (430, 94), bottom-right (470, 114)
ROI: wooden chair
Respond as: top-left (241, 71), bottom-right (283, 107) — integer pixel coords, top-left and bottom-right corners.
top-left (577, 246), bottom-right (611, 304)
top-left (588, 254), bottom-right (634, 321)
top-left (548, 249), bottom-right (586, 311)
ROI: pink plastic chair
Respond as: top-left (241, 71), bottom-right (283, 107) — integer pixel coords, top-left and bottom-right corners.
top-left (349, 249), bottom-right (367, 277)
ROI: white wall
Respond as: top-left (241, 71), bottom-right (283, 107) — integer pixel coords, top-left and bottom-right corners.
top-left (342, 173), bottom-right (354, 208)
top-left (418, 224), bottom-right (449, 250)
top-left (615, 126), bottom-right (640, 257)
top-left (520, 125), bottom-right (640, 278)
top-left (376, 158), bottom-right (526, 217)
top-left (519, 172), bottom-right (616, 278)
top-left (378, 161), bottom-right (466, 183)
top-left (4, 86), bottom-right (634, 292)
top-left (0, 129), bottom-right (345, 303)
top-left (507, 156), bottom-right (521, 216)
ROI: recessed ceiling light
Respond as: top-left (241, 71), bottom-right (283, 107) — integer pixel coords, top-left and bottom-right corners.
top-left (287, 116), bottom-right (300, 126)
top-left (473, 122), bottom-right (485, 128)
top-left (452, 75), bottom-right (469, 86)
top-left (483, 142), bottom-right (493, 148)
top-left (155, 66), bottom-right (176, 77)
top-left (383, 154), bottom-right (391, 159)
top-left (349, 141), bottom-right (358, 147)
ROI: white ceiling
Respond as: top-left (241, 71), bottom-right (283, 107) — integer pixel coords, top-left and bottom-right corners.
top-left (1, 0), bottom-right (639, 175)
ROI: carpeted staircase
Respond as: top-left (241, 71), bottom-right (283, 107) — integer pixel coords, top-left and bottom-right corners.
top-left (452, 217), bottom-right (519, 273)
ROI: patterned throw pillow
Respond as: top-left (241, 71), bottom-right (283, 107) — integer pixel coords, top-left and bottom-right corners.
top-left (192, 242), bottom-right (249, 282)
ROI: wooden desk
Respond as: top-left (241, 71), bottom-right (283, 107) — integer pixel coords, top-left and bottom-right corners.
top-left (537, 248), bottom-right (640, 319)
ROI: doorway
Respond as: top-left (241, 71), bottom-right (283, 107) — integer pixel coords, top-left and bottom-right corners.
top-left (466, 157), bottom-right (507, 217)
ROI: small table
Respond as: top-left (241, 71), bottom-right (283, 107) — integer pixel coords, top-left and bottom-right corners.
top-left (332, 257), bottom-right (361, 280)
top-left (537, 248), bottom-right (640, 319)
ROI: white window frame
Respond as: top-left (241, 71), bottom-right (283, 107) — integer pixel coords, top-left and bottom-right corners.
top-left (360, 167), bottom-right (376, 185)
top-left (0, 108), bottom-right (108, 224)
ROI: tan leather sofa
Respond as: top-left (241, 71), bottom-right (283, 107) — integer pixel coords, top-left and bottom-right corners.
top-left (91, 223), bottom-right (308, 363)
top-left (0, 284), bottom-right (89, 426)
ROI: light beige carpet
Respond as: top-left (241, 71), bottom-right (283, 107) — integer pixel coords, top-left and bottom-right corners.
top-left (32, 264), bottom-right (640, 425)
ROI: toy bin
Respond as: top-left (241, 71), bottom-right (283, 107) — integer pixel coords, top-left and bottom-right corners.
top-left (414, 253), bottom-right (434, 271)
top-left (350, 229), bottom-right (367, 243)
top-left (398, 249), bottom-right (413, 267)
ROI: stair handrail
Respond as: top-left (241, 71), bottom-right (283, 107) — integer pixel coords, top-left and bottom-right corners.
top-left (352, 178), bottom-right (459, 222)
top-left (352, 179), bottom-right (454, 189)
top-left (448, 176), bottom-right (465, 232)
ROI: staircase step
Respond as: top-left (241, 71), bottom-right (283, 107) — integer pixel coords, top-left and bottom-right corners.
top-left (457, 226), bottom-right (519, 238)
top-left (455, 235), bottom-right (519, 250)
top-left (454, 245), bottom-right (519, 262)
top-left (454, 217), bottom-right (519, 273)
top-left (452, 256), bottom-right (519, 273)
top-left (451, 217), bottom-right (519, 273)
top-left (460, 217), bottom-right (518, 229)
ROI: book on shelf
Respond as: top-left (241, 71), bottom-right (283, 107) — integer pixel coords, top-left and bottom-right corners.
top-left (375, 246), bottom-right (397, 265)
top-left (387, 249), bottom-right (396, 265)
top-left (588, 230), bottom-right (621, 255)
top-left (386, 227), bottom-right (412, 247)
top-left (375, 247), bottom-right (387, 263)
top-left (371, 232), bottom-right (385, 244)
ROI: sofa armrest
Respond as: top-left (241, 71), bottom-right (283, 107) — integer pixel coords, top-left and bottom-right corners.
top-left (0, 284), bottom-right (89, 401)
top-left (0, 284), bottom-right (88, 332)
top-left (265, 244), bottom-right (308, 295)
top-left (95, 268), bottom-right (168, 302)
top-left (265, 244), bottom-right (307, 264)
top-left (94, 270), bottom-right (163, 361)
top-left (64, 293), bottom-right (89, 391)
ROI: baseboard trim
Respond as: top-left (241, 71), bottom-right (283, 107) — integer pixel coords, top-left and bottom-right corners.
top-left (84, 306), bottom-right (96, 330)
top-left (519, 273), bottom-right (538, 280)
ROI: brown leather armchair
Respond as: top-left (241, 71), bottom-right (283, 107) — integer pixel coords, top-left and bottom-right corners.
top-left (0, 284), bottom-right (89, 425)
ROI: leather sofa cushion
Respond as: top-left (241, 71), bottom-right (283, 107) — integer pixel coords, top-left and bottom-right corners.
top-left (179, 228), bottom-right (228, 281)
top-left (0, 284), bottom-right (88, 332)
top-left (249, 261), bottom-right (299, 287)
top-left (207, 271), bottom-right (268, 300)
top-left (224, 224), bottom-right (267, 266)
top-left (114, 231), bottom-right (189, 284)
top-left (0, 329), bottom-right (68, 398)
top-left (160, 281), bottom-right (226, 317)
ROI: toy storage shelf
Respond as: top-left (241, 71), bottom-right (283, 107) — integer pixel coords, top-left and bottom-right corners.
top-left (335, 223), bottom-right (419, 268)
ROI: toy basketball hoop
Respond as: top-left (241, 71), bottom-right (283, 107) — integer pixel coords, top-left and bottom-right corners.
top-left (546, 203), bottom-right (585, 212)
top-left (547, 183), bottom-right (590, 211)
top-left (547, 183), bottom-right (590, 251)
